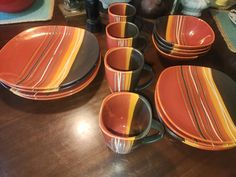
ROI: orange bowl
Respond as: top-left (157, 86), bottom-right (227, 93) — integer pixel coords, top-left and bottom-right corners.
top-left (154, 15), bottom-right (215, 49)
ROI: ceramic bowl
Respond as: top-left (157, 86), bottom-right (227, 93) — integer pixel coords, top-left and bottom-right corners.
top-left (153, 31), bottom-right (211, 54)
top-left (154, 15), bottom-right (215, 50)
top-left (152, 34), bottom-right (198, 61)
top-left (153, 33), bottom-right (210, 57)
top-left (0, 0), bottom-right (35, 13)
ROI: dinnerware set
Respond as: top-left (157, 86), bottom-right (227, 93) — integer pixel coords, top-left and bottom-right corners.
top-left (0, 26), bottom-right (100, 100)
top-left (100, 3), bottom-right (236, 153)
top-left (152, 15), bottom-right (215, 60)
top-left (1, 2), bottom-right (235, 153)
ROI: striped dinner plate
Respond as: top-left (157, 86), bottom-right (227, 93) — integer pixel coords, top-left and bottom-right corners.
top-left (0, 25), bottom-right (100, 91)
top-left (155, 65), bottom-right (236, 150)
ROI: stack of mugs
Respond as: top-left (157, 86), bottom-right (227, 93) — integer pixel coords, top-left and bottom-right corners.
top-left (99, 3), bottom-right (164, 154)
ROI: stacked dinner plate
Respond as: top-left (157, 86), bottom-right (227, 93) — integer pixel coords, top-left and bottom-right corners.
top-left (0, 26), bottom-right (101, 100)
top-left (152, 15), bottom-right (215, 60)
top-left (155, 65), bottom-right (236, 151)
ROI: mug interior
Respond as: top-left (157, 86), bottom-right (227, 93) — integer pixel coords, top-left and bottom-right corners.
top-left (107, 22), bottom-right (138, 38)
top-left (109, 3), bottom-right (136, 17)
top-left (106, 48), bottom-right (143, 71)
top-left (101, 93), bottom-right (151, 137)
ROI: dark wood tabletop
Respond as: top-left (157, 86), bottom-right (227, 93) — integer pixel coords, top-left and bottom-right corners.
top-left (0, 1), bottom-right (236, 177)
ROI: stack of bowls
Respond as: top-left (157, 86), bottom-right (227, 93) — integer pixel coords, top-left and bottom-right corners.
top-left (152, 15), bottom-right (215, 60)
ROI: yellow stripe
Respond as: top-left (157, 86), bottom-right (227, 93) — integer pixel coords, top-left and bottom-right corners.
top-left (128, 38), bottom-right (133, 46)
top-left (121, 23), bottom-right (126, 37)
top-left (184, 140), bottom-right (201, 148)
top-left (46, 29), bottom-right (85, 88)
top-left (203, 68), bottom-right (236, 141)
top-left (45, 28), bottom-right (79, 88)
top-left (125, 48), bottom-right (132, 90)
top-left (124, 5), bottom-right (126, 16)
top-left (127, 73), bottom-right (132, 90)
top-left (126, 94), bottom-right (139, 135)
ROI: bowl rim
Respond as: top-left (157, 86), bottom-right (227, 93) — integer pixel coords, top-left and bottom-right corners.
top-left (154, 15), bottom-right (215, 49)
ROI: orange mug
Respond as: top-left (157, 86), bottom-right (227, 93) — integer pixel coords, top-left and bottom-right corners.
top-left (106, 22), bottom-right (145, 50)
top-left (108, 3), bottom-right (136, 23)
top-left (104, 47), bottom-right (154, 92)
top-left (99, 92), bottom-right (164, 154)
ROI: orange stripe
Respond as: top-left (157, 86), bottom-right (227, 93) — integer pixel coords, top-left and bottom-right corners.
top-left (124, 48), bottom-right (132, 90)
top-left (126, 94), bottom-right (139, 144)
top-left (202, 68), bottom-right (236, 141)
top-left (17, 27), bottom-right (53, 83)
top-left (166, 16), bottom-right (174, 42)
top-left (46, 29), bottom-right (85, 88)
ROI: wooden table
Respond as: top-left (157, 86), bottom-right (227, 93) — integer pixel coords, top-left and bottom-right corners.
top-left (0, 1), bottom-right (236, 177)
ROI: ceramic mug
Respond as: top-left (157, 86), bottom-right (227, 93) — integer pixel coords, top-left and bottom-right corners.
top-left (108, 3), bottom-right (136, 23)
top-left (106, 22), bottom-right (146, 50)
top-left (99, 92), bottom-right (164, 154)
top-left (104, 47), bottom-right (154, 92)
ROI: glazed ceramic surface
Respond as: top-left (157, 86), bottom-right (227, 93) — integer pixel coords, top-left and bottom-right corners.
top-left (157, 105), bottom-right (236, 151)
top-left (99, 92), bottom-right (164, 154)
top-left (155, 65), bottom-right (236, 149)
top-left (152, 35), bottom-right (198, 60)
top-left (2, 56), bottom-right (101, 100)
top-left (153, 33), bottom-right (209, 57)
top-left (104, 47), bottom-right (144, 92)
top-left (153, 31), bottom-right (211, 54)
top-left (106, 22), bottom-right (139, 49)
top-left (108, 3), bottom-right (136, 23)
top-left (2, 55), bottom-right (100, 94)
top-left (0, 0), bottom-right (35, 12)
top-left (0, 26), bottom-right (100, 91)
top-left (154, 15), bottom-right (215, 49)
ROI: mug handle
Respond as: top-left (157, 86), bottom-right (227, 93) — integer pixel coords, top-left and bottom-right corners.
top-left (140, 119), bottom-right (165, 144)
top-left (156, 112), bottom-right (184, 142)
top-left (135, 64), bottom-right (154, 91)
top-left (136, 35), bottom-right (147, 52)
